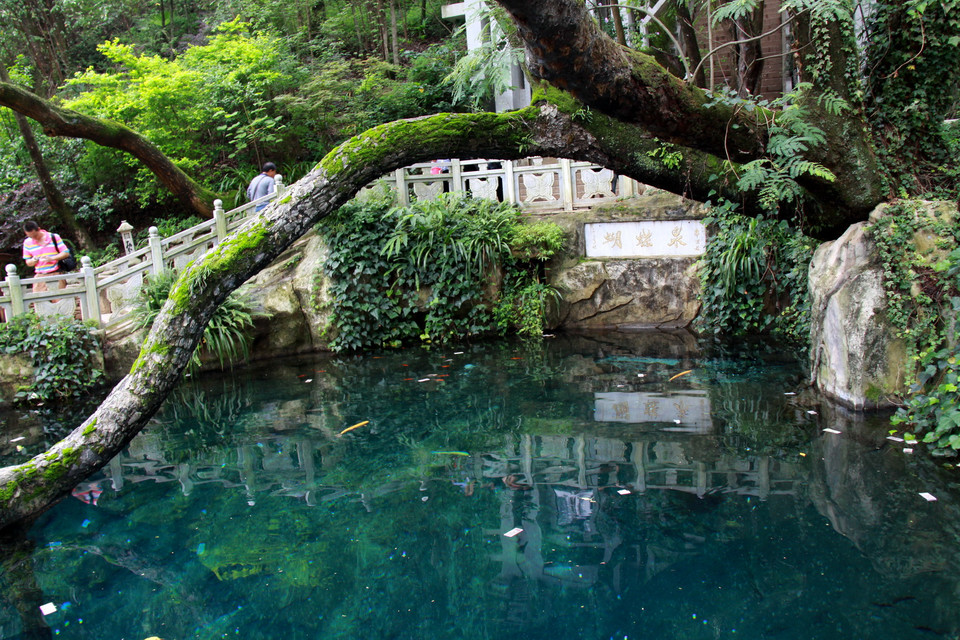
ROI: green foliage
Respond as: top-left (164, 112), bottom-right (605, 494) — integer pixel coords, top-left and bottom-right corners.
top-left (444, 40), bottom-right (525, 110)
top-left (63, 22), bottom-right (300, 202)
top-left (871, 202), bottom-right (960, 452)
top-left (319, 194), bottom-right (563, 352)
top-left (697, 198), bottom-right (816, 344)
top-left (646, 140), bottom-right (683, 170)
top-left (493, 274), bottom-right (556, 338)
top-left (506, 220), bottom-right (566, 260)
top-left (728, 85), bottom-right (836, 212)
top-left (0, 314), bottom-right (104, 403)
top-left (131, 270), bottom-right (258, 370)
top-left (864, 0), bottom-right (960, 198)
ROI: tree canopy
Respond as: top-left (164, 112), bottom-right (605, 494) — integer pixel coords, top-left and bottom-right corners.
top-left (0, 0), bottom-right (958, 528)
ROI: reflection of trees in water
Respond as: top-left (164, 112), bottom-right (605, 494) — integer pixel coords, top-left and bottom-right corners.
top-left (0, 531), bottom-right (51, 640)
top-left (19, 337), bottom-right (960, 637)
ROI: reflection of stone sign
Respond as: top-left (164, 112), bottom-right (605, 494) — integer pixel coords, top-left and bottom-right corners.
top-left (585, 221), bottom-right (706, 258)
top-left (594, 391), bottom-right (712, 432)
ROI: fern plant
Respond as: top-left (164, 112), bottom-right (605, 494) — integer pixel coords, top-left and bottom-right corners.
top-left (131, 270), bottom-right (258, 371)
top-left (736, 84), bottom-right (838, 212)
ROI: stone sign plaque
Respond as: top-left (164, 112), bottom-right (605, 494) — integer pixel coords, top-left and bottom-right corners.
top-left (584, 220), bottom-right (706, 258)
top-left (594, 391), bottom-right (712, 432)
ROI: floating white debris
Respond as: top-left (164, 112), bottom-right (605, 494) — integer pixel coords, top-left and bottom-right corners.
top-left (9, 436), bottom-right (25, 443)
top-left (637, 373), bottom-right (645, 378)
top-left (454, 351), bottom-right (464, 355)
top-left (807, 410), bottom-right (818, 415)
top-left (305, 379), bottom-right (312, 383)
top-left (39, 603), bottom-right (56, 616)
top-left (784, 392), bottom-right (796, 396)
top-left (617, 489), bottom-right (631, 495)
top-left (418, 378), bottom-right (430, 382)
top-left (905, 439), bottom-right (918, 445)
top-left (823, 428), bottom-right (842, 434)
top-left (503, 527), bottom-right (523, 538)
top-left (886, 436), bottom-right (905, 442)
top-left (903, 448), bottom-right (914, 454)
top-left (673, 419), bottom-right (682, 424)
top-left (919, 492), bottom-right (937, 502)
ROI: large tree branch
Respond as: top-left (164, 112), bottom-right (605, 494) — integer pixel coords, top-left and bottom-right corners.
top-left (492, 0), bottom-right (884, 220)
top-left (0, 81), bottom-right (219, 216)
top-left (0, 102), bottom-right (755, 530)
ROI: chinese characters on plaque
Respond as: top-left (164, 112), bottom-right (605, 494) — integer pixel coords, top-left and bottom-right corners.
top-left (593, 391), bottom-right (712, 432)
top-left (584, 221), bottom-right (706, 258)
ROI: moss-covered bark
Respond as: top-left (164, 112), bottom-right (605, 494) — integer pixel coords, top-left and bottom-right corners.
top-left (494, 0), bottom-right (885, 224)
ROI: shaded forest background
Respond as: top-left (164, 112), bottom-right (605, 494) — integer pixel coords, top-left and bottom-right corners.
top-left (0, 0), bottom-right (957, 267)
top-left (0, 0), bottom-right (477, 264)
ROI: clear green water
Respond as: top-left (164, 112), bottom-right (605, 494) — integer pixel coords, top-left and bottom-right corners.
top-left (2, 333), bottom-right (960, 639)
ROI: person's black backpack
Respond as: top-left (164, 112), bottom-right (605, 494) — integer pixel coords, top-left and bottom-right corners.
top-left (52, 233), bottom-right (77, 271)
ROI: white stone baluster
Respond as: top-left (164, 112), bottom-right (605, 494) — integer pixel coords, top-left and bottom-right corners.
top-left (148, 226), bottom-right (164, 275)
top-left (5, 264), bottom-right (24, 317)
top-left (213, 199), bottom-right (227, 243)
top-left (81, 256), bottom-right (101, 327)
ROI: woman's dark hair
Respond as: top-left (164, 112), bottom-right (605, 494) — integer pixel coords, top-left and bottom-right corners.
top-left (23, 220), bottom-right (40, 232)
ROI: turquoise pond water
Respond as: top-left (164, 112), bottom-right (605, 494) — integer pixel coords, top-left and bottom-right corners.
top-left (2, 332), bottom-right (960, 639)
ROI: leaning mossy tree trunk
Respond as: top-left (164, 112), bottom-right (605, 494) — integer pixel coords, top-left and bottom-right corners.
top-left (0, 99), bottom-right (753, 530)
top-left (494, 0), bottom-right (887, 236)
top-left (0, 0), bottom-right (910, 529)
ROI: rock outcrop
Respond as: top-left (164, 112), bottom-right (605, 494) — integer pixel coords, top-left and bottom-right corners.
top-left (808, 201), bottom-right (956, 409)
top-left (545, 190), bottom-right (706, 330)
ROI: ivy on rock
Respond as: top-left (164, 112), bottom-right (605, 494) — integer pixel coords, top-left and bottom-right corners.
top-left (319, 193), bottom-right (564, 352)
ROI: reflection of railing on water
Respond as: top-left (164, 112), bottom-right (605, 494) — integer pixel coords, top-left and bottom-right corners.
top-left (80, 432), bottom-right (802, 507)
top-left (1, 158), bottom-right (640, 337)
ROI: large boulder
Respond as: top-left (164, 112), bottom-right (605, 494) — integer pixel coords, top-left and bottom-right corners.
top-left (241, 230), bottom-right (334, 357)
top-left (550, 258), bottom-right (700, 329)
top-left (0, 353), bottom-right (32, 405)
top-left (808, 201), bottom-right (956, 408)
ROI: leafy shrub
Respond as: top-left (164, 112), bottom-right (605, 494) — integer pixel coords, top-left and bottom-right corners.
top-left (319, 193), bottom-right (564, 351)
top-left (0, 314), bottom-right (104, 403)
top-left (131, 270), bottom-right (258, 371)
top-left (507, 220), bottom-right (566, 260)
top-left (697, 199), bottom-right (817, 345)
top-left (872, 202), bottom-right (960, 452)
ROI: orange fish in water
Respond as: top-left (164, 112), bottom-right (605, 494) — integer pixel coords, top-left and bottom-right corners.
top-left (339, 420), bottom-right (370, 436)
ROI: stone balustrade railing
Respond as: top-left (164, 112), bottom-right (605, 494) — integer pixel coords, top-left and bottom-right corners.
top-left (0, 158), bottom-right (639, 334)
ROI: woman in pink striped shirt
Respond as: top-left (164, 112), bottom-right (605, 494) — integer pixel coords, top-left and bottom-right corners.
top-left (22, 220), bottom-right (69, 292)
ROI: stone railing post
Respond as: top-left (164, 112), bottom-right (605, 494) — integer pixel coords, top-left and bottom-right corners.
top-left (395, 169), bottom-right (409, 205)
top-left (148, 226), bottom-right (164, 275)
top-left (81, 256), bottom-right (101, 327)
top-left (503, 161), bottom-right (517, 204)
top-left (5, 264), bottom-right (24, 318)
top-left (560, 158), bottom-right (575, 211)
top-left (274, 174), bottom-right (285, 198)
top-left (213, 199), bottom-right (227, 242)
top-left (451, 159), bottom-right (462, 191)
top-left (117, 220), bottom-right (136, 255)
